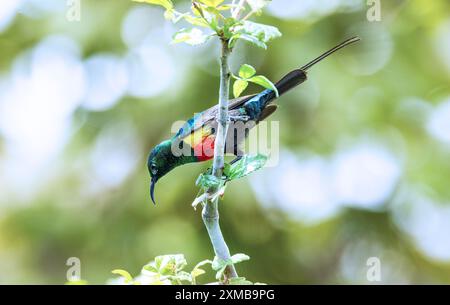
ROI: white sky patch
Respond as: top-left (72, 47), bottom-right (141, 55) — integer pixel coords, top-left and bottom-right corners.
top-left (276, 155), bottom-right (339, 222)
top-left (344, 22), bottom-right (393, 76)
top-left (0, 0), bottom-right (23, 32)
top-left (0, 35), bottom-right (85, 201)
top-left (395, 97), bottom-right (433, 125)
top-left (121, 5), bottom-right (167, 49)
top-left (266, 0), bottom-right (362, 20)
top-left (339, 239), bottom-right (412, 284)
top-left (88, 121), bottom-right (142, 191)
top-left (426, 97), bottom-right (450, 144)
top-left (19, 0), bottom-right (65, 18)
top-left (433, 20), bottom-right (450, 75)
top-left (250, 142), bottom-right (401, 224)
top-left (331, 144), bottom-right (401, 210)
top-left (392, 188), bottom-right (450, 262)
top-left (125, 45), bottom-right (176, 99)
top-left (82, 54), bottom-right (129, 111)
top-left (250, 151), bottom-right (341, 225)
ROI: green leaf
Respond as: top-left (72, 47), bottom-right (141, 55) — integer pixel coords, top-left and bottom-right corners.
top-left (223, 154), bottom-right (268, 181)
top-left (198, 0), bottom-right (224, 7)
top-left (173, 271), bottom-right (192, 283)
top-left (211, 255), bottom-right (251, 281)
top-left (111, 269), bottom-right (133, 282)
top-left (142, 259), bottom-right (159, 273)
top-left (132, 0), bottom-right (173, 11)
top-left (247, 0), bottom-right (271, 12)
top-left (191, 267), bottom-right (206, 278)
top-left (65, 280), bottom-right (88, 285)
top-left (208, 15), bottom-right (219, 31)
top-left (223, 18), bottom-right (240, 39)
top-left (229, 277), bottom-right (253, 285)
top-left (240, 21), bottom-right (281, 43)
top-left (231, 253), bottom-right (250, 264)
top-left (248, 75), bottom-right (279, 96)
top-left (211, 256), bottom-right (228, 271)
top-left (196, 173), bottom-right (222, 188)
top-left (217, 4), bottom-right (233, 11)
top-left (144, 254), bottom-right (187, 277)
top-left (192, 2), bottom-right (220, 30)
top-left (223, 163), bottom-right (231, 176)
top-left (230, 33), bottom-right (267, 49)
top-left (183, 14), bottom-right (210, 27)
top-left (170, 254), bottom-right (188, 273)
top-left (194, 259), bottom-right (213, 270)
top-left (163, 8), bottom-right (175, 20)
top-left (191, 259), bottom-right (212, 283)
top-left (239, 64), bottom-right (256, 79)
top-left (172, 28), bottom-right (211, 45)
top-left (233, 79), bottom-right (248, 98)
top-left (212, 258), bottom-right (229, 280)
top-left (231, 21), bottom-right (281, 48)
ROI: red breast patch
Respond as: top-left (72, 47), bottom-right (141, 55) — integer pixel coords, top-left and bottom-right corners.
top-left (194, 135), bottom-right (215, 161)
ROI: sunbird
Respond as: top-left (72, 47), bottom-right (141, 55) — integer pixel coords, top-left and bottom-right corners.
top-left (148, 37), bottom-right (360, 204)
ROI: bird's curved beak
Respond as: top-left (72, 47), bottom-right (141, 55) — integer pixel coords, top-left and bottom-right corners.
top-left (150, 176), bottom-right (157, 205)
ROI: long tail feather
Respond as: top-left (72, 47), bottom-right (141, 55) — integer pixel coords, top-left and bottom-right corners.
top-left (275, 69), bottom-right (307, 96)
top-left (243, 37), bottom-right (360, 121)
top-left (300, 36), bottom-right (360, 71)
top-left (275, 36), bottom-right (360, 96)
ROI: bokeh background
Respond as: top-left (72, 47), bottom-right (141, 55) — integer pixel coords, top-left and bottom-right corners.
top-left (0, 0), bottom-right (449, 284)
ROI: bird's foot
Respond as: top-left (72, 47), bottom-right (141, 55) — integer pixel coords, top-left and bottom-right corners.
top-left (228, 115), bottom-right (250, 122)
top-left (229, 156), bottom-right (243, 165)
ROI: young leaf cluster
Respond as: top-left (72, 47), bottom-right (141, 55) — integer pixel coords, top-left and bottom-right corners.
top-left (105, 253), bottom-right (257, 285)
top-left (192, 154), bottom-right (268, 208)
top-left (132, 0), bottom-right (281, 48)
top-left (233, 64), bottom-right (278, 98)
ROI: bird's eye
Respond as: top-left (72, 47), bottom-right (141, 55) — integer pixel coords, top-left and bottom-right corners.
top-left (151, 164), bottom-right (158, 175)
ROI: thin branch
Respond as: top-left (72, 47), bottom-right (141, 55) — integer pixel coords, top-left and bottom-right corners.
top-left (241, 10), bottom-right (254, 22)
top-left (202, 38), bottom-right (238, 282)
top-left (232, 0), bottom-right (246, 19)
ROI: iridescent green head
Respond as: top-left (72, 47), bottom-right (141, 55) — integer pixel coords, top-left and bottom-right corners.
top-left (147, 139), bottom-right (196, 204)
top-left (147, 140), bottom-right (177, 204)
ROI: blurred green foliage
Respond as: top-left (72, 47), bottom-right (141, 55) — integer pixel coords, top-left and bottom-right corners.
top-left (0, 0), bottom-right (449, 284)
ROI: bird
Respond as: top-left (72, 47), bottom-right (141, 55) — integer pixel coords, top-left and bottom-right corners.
top-left (147, 36), bottom-right (360, 204)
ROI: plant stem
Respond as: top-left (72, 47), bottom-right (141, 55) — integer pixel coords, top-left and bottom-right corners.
top-left (232, 0), bottom-right (246, 19)
top-left (202, 39), bottom-right (238, 282)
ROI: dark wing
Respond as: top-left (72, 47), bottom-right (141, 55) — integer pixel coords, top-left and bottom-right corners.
top-left (257, 104), bottom-right (278, 123)
top-left (228, 94), bottom-right (257, 110)
top-left (174, 94), bottom-right (256, 140)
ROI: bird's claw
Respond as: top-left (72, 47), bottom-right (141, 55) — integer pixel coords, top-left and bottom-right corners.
top-left (228, 115), bottom-right (250, 122)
